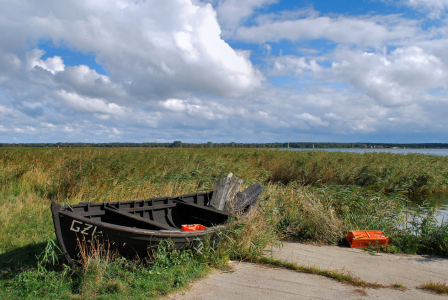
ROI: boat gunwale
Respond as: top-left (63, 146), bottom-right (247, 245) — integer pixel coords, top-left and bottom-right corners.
top-left (103, 191), bottom-right (212, 207)
top-left (52, 191), bottom-right (228, 238)
top-left (57, 209), bottom-right (221, 237)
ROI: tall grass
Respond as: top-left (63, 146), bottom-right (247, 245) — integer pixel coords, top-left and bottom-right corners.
top-left (1, 148), bottom-right (448, 298)
top-left (260, 150), bottom-right (448, 194)
top-left (2, 148), bottom-right (448, 202)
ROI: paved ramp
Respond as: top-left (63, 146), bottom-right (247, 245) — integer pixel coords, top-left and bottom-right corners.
top-left (169, 243), bottom-right (448, 300)
top-left (268, 242), bottom-right (448, 287)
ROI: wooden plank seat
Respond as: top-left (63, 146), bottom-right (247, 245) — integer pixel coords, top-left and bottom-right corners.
top-left (104, 205), bottom-right (177, 231)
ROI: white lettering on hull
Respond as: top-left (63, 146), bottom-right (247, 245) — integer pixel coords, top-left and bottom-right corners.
top-left (70, 220), bottom-right (97, 236)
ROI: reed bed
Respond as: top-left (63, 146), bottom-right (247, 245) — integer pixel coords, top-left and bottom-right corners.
top-left (258, 150), bottom-right (448, 194)
top-left (1, 148), bottom-right (447, 298)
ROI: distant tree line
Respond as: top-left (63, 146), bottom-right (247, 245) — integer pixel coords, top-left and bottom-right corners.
top-left (1, 142), bottom-right (448, 149)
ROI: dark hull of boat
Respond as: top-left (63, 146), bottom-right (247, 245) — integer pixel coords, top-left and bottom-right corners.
top-left (51, 191), bottom-right (229, 266)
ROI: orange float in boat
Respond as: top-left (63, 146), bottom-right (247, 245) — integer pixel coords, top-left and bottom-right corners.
top-left (181, 224), bottom-right (208, 231)
top-left (346, 230), bottom-right (389, 248)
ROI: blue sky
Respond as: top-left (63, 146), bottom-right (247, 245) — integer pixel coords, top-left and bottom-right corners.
top-left (1, 0), bottom-right (448, 143)
top-left (38, 40), bottom-right (108, 75)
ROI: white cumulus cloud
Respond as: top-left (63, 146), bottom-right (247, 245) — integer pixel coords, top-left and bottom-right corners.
top-left (234, 10), bottom-right (417, 46)
top-left (399, 0), bottom-right (448, 18)
top-left (57, 90), bottom-right (128, 116)
top-left (2, 0), bottom-right (263, 99)
top-left (207, 0), bottom-right (278, 35)
top-left (331, 46), bottom-right (448, 105)
top-left (268, 56), bottom-right (321, 76)
top-left (1, 0), bottom-right (448, 143)
top-left (295, 112), bottom-right (329, 127)
top-left (27, 49), bottom-right (65, 74)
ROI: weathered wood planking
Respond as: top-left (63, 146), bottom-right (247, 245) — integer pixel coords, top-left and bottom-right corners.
top-left (232, 183), bottom-right (264, 212)
top-left (209, 174), bottom-right (231, 210)
top-left (209, 174), bottom-right (262, 213)
top-left (209, 173), bottom-right (243, 211)
top-left (224, 174), bottom-right (243, 211)
top-left (242, 197), bottom-right (258, 216)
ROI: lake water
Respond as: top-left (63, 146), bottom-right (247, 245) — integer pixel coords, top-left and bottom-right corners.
top-left (282, 148), bottom-right (448, 223)
top-left (409, 193), bottom-right (448, 224)
top-left (282, 148), bottom-right (448, 156)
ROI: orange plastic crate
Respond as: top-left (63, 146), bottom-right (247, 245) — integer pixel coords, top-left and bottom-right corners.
top-left (181, 224), bottom-right (208, 231)
top-left (346, 230), bottom-right (389, 248)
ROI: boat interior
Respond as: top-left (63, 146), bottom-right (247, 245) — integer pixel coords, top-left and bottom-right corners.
top-left (62, 194), bottom-right (229, 231)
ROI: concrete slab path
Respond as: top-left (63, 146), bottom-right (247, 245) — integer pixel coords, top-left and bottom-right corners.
top-left (268, 242), bottom-right (448, 287)
top-left (169, 243), bottom-right (448, 300)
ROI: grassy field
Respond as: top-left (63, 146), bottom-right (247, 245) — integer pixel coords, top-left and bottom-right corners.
top-left (1, 148), bottom-right (447, 298)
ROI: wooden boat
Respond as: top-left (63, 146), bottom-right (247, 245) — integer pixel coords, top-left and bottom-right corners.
top-left (51, 183), bottom-right (263, 266)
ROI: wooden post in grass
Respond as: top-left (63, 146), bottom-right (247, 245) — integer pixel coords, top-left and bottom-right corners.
top-left (209, 173), bottom-right (242, 211)
top-left (227, 173), bottom-right (243, 205)
top-left (229, 183), bottom-right (264, 213)
top-left (223, 174), bottom-right (243, 212)
top-left (209, 173), bottom-right (263, 214)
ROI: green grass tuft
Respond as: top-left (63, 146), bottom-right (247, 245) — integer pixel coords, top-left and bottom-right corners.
top-left (247, 256), bottom-right (410, 291)
top-left (418, 282), bottom-right (448, 295)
